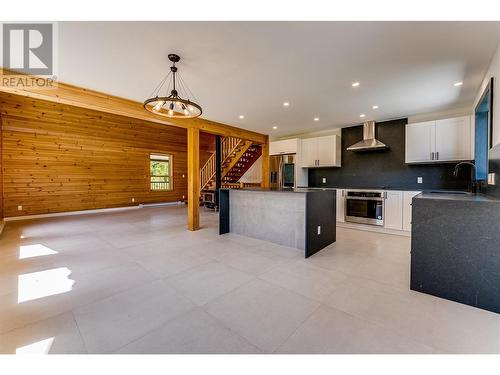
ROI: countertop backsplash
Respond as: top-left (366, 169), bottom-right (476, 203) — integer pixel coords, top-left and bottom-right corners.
top-left (308, 118), bottom-right (470, 191)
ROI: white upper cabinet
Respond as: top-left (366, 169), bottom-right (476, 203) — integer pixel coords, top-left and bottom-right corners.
top-left (301, 138), bottom-right (318, 167)
top-left (406, 116), bottom-right (471, 164)
top-left (435, 117), bottom-right (471, 161)
top-left (384, 191), bottom-right (403, 230)
top-left (300, 135), bottom-right (341, 168)
top-left (405, 121), bottom-right (435, 163)
top-left (269, 138), bottom-right (298, 155)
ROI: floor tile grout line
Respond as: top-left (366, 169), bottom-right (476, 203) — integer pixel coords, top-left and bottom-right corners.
top-left (109, 305), bottom-right (200, 354)
top-left (200, 304), bottom-right (266, 354)
top-left (70, 310), bottom-right (90, 354)
top-left (200, 277), bottom-right (325, 353)
top-left (272, 302), bottom-right (323, 354)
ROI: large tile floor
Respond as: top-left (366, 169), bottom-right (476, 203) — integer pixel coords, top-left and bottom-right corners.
top-left (0, 205), bottom-right (499, 354)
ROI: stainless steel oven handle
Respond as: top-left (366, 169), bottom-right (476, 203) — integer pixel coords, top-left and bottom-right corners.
top-left (346, 197), bottom-right (384, 201)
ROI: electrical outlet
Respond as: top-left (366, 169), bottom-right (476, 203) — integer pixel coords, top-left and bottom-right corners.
top-left (317, 225), bottom-right (321, 235)
top-left (18, 205), bottom-right (23, 211)
top-left (488, 173), bottom-right (497, 185)
top-left (182, 174), bottom-right (185, 178)
top-left (417, 177), bottom-right (423, 184)
top-left (322, 177), bottom-right (327, 184)
top-left (182, 195), bottom-right (185, 200)
top-left (131, 198), bottom-right (135, 203)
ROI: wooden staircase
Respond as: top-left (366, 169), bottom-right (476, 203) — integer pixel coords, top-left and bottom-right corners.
top-left (200, 136), bottom-right (262, 195)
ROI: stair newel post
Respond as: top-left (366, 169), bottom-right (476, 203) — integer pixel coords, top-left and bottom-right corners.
top-left (215, 135), bottom-right (222, 209)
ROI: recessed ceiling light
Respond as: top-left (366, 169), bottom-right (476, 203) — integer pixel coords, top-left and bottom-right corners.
top-left (360, 114), bottom-right (366, 118)
top-left (454, 81), bottom-right (463, 87)
top-left (372, 105), bottom-right (379, 109)
top-left (283, 102), bottom-right (290, 107)
top-left (352, 82), bottom-right (360, 87)
top-left (314, 117), bottom-right (319, 121)
top-left (239, 115), bottom-right (245, 119)
top-left (272, 126), bottom-right (278, 130)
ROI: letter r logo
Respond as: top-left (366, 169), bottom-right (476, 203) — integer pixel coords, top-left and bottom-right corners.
top-left (2, 23), bottom-right (53, 75)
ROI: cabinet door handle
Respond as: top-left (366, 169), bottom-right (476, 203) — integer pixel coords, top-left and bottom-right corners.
top-left (431, 152), bottom-right (434, 160)
top-left (436, 152), bottom-right (439, 160)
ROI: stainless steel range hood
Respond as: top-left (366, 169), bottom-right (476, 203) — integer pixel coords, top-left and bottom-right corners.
top-left (346, 121), bottom-right (388, 152)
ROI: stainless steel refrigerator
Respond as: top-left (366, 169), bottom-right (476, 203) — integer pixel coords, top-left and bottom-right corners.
top-left (269, 154), bottom-right (296, 189)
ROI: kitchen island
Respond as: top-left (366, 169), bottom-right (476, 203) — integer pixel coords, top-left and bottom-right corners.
top-left (411, 191), bottom-right (500, 314)
top-left (219, 188), bottom-right (336, 258)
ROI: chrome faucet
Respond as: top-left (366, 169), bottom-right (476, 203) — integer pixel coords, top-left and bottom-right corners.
top-left (453, 162), bottom-right (478, 194)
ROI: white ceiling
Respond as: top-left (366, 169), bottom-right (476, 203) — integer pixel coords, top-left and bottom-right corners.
top-left (57, 22), bottom-right (500, 137)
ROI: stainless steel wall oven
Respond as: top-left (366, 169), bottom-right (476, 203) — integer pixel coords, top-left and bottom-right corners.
top-left (345, 191), bottom-right (384, 226)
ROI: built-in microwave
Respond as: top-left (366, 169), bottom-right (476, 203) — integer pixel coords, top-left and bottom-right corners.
top-left (345, 191), bottom-right (384, 226)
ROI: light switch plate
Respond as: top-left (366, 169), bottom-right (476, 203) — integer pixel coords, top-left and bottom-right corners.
top-left (18, 205), bottom-right (23, 211)
top-left (417, 177), bottom-right (423, 184)
top-left (322, 177), bottom-right (327, 184)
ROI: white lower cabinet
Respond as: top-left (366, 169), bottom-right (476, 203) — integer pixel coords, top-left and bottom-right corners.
top-left (384, 191), bottom-right (403, 230)
top-left (335, 188), bottom-right (420, 234)
top-left (402, 191), bottom-right (421, 232)
top-left (336, 189), bottom-right (345, 222)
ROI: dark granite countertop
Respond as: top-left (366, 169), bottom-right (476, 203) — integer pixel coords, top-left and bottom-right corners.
top-left (414, 191), bottom-right (500, 202)
top-left (221, 187), bottom-right (334, 194)
top-left (302, 186), bottom-right (472, 194)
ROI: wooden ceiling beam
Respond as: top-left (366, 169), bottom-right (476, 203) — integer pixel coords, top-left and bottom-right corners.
top-left (0, 69), bottom-right (267, 144)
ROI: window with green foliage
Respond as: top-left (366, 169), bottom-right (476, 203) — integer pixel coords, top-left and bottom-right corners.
top-left (150, 154), bottom-right (172, 191)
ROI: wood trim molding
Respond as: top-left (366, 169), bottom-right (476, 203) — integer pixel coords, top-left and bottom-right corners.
top-left (0, 69), bottom-right (267, 144)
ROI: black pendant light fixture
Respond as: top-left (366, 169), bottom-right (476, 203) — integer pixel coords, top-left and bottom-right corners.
top-left (144, 54), bottom-right (202, 119)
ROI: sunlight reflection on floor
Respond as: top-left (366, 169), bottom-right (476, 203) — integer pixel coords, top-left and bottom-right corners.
top-left (17, 267), bottom-right (75, 303)
top-left (15, 337), bottom-right (55, 354)
top-left (19, 244), bottom-right (58, 259)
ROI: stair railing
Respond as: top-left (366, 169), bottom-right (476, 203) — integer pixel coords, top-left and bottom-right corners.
top-left (200, 136), bottom-right (244, 192)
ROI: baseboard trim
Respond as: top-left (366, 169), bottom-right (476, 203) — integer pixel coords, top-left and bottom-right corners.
top-left (337, 221), bottom-right (410, 237)
top-left (139, 201), bottom-right (185, 208)
top-left (3, 201), bottom-right (184, 222)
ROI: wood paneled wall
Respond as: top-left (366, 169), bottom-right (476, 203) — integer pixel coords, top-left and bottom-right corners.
top-left (0, 112), bottom-right (3, 219)
top-left (200, 132), bottom-right (216, 168)
top-left (0, 93), bottom-right (212, 218)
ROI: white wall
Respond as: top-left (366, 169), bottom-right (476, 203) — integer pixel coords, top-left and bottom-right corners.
top-left (474, 42), bottom-right (500, 147)
top-left (272, 127), bottom-right (341, 141)
top-left (407, 107), bottom-right (472, 124)
top-left (239, 156), bottom-right (262, 183)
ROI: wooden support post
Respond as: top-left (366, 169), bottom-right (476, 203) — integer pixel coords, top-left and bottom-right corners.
top-left (187, 127), bottom-right (200, 231)
top-left (261, 136), bottom-right (270, 189)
